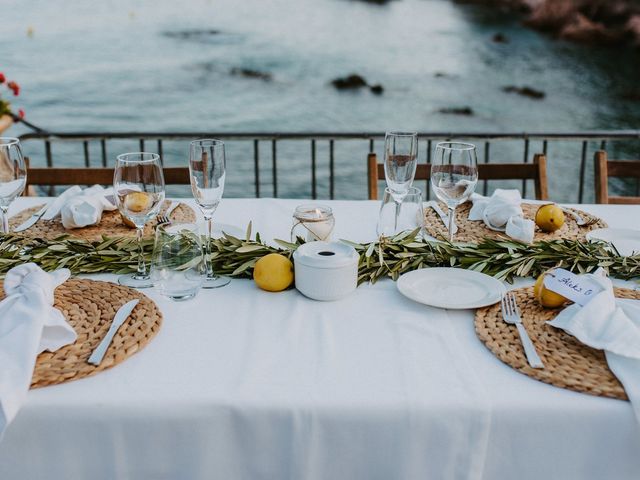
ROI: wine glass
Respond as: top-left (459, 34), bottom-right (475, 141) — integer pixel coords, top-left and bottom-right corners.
top-left (383, 132), bottom-right (418, 231)
top-left (430, 142), bottom-right (478, 242)
top-left (188, 139), bottom-right (230, 288)
top-left (0, 137), bottom-right (27, 233)
top-left (113, 152), bottom-right (165, 288)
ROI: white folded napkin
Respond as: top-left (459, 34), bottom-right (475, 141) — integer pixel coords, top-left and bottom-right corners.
top-left (41, 185), bottom-right (82, 220)
top-left (548, 271), bottom-right (640, 422)
top-left (0, 264), bottom-right (76, 438)
top-left (42, 185), bottom-right (116, 229)
top-left (60, 185), bottom-right (117, 229)
top-left (468, 189), bottom-right (535, 243)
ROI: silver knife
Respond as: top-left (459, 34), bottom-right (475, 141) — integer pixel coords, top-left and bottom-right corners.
top-left (87, 299), bottom-right (140, 366)
top-left (13, 203), bottom-right (49, 232)
top-left (425, 201), bottom-right (458, 234)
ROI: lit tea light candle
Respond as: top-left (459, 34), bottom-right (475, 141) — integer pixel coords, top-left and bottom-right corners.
top-left (292, 204), bottom-right (335, 242)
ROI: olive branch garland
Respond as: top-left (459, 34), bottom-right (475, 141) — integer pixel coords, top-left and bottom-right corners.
top-left (0, 226), bottom-right (638, 284)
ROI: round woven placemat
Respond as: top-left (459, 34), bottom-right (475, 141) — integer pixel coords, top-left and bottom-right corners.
top-left (0, 278), bottom-right (163, 389)
top-left (424, 202), bottom-right (606, 243)
top-left (10, 201), bottom-right (196, 242)
top-left (474, 286), bottom-right (638, 400)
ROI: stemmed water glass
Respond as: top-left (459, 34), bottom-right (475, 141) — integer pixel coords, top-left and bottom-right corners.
top-left (430, 142), bottom-right (478, 242)
top-left (113, 152), bottom-right (165, 288)
top-left (188, 139), bottom-right (230, 288)
top-left (383, 132), bottom-right (418, 232)
top-left (0, 137), bottom-right (27, 233)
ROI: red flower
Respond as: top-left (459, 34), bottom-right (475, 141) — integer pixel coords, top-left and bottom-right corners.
top-left (18, 109), bottom-right (25, 119)
top-left (0, 73), bottom-right (5, 84)
top-left (7, 81), bottom-right (19, 96)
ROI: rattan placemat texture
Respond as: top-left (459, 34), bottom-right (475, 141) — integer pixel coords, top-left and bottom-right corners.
top-left (10, 200), bottom-right (196, 242)
top-left (475, 286), bottom-right (635, 400)
top-left (0, 278), bottom-right (163, 389)
top-left (424, 202), bottom-right (606, 243)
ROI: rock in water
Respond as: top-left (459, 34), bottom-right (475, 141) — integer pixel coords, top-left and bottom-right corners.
top-left (162, 29), bottom-right (221, 40)
top-left (492, 32), bottom-right (509, 43)
top-left (438, 107), bottom-right (474, 115)
top-left (502, 85), bottom-right (546, 99)
top-left (559, 13), bottom-right (622, 45)
top-left (230, 68), bottom-right (273, 81)
top-left (369, 84), bottom-right (384, 95)
top-left (331, 74), bottom-right (368, 89)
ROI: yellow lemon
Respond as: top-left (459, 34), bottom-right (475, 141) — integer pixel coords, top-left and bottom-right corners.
top-left (121, 192), bottom-right (153, 228)
top-left (253, 253), bottom-right (294, 292)
top-left (534, 270), bottom-right (568, 308)
top-left (535, 204), bottom-right (565, 233)
top-left (125, 192), bottom-right (153, 213)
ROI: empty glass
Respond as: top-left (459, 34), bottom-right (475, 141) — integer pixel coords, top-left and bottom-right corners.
top-left (113, 152), bottom-right (166, 288)
top-left (151, 223), bottom-right (204, 301)
top-left (377, 187), bottom-right (424, 237)
top-left (0, 137), bottom-right (27, 233)
top-left (430, 142), bottom-right (478, 241)
top-left (383, 132), bottom-right (418, 231)
top-left (188, 139), bottom-right (230, 288)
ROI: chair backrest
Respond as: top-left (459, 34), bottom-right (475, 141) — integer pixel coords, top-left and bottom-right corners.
top-left (594, 150), bottom-right (640, 204)
top-left (367, 153), bottom-right (548, 200)
top-left (24, 157), bottom-right (191, 195)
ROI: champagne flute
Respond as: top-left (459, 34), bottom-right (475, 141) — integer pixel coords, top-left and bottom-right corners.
top-left (383, 132), bottom-right (418, 232)
top-left (189, 139), bottom-right (230, 288)
top-left (113, 152), bottom-right (165, 288)
top-left (430, 142), bottom-right (478, 242)
top-left (0, 137), bottom-right (27, 233)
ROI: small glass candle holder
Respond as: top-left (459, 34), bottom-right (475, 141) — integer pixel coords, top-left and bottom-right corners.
top-left (291, 204), bottom-right (335, 242)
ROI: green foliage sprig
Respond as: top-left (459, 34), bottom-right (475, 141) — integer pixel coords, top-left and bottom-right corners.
top-left (0, 228), bottom-right (638, 283)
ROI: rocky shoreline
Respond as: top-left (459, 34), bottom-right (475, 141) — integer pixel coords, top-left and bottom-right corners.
top-left (457, 0), bottom-right (640, 47)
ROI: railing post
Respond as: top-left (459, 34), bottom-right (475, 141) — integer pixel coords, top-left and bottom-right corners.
top-left (578, 140), bottom-right (588, 203)
top-left (101, 139), bottom-right (107, 167)
top-left (272, 139), bottom-right (278, 198)
top-left (483, 141), bottom-right (490, 196)
top-left (157, 140), bottom-right (163, 165)
top-left (45, 140), bottom-right (52, 167)
top-left (254, 139), bottom-right (260, 198)
top-left (311, 139), bottom-right (317, 200)
top-left (329, 139), bottom-right (335, 200)
top-left (83, 141), bottom-right (90, 167)
top-left (426, 139), bottom-right (432, 200)
top-left (522, 138), bottom-right (529, 198)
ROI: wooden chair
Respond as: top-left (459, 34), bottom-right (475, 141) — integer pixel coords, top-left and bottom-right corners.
top-left (367, 153), bottom-right (548, 200)
top-left (24, 157), bottom-right (191, 195)
top-left (594, 150), bottom-right (640, 204)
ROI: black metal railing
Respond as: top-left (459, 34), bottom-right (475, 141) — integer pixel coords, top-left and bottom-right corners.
top-left (18, 131), bottom-right (640, 203)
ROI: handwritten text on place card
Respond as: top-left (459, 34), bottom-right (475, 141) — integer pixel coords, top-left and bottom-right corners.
top-left (543, 269), bottom-right (604, 306)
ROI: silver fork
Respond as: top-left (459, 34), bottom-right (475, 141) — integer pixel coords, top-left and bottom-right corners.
top-left (501, 292), bottom-right (544, 369)
top-left (157, 201), bottom-right (180, 225)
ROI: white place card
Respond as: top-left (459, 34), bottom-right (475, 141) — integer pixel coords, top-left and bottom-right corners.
top-left (543, 268), bottom-right (605, 306)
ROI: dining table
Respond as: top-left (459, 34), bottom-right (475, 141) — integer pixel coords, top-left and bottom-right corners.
top-left (1, 196), bottom-right (639, 480)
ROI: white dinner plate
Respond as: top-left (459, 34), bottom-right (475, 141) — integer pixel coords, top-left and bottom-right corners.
top-left (586, 228), bottom-right (640, 257)
top-left (397, 267), bottom-right (506, 310)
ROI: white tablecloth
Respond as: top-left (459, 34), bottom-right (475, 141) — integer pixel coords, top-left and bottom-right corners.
top-left (1, 198), bottom-right (639, 480)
